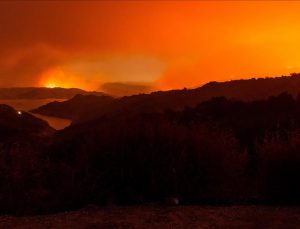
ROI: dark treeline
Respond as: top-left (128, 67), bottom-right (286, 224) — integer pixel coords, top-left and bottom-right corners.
top-left (2, 93), bottom-right (300, 215)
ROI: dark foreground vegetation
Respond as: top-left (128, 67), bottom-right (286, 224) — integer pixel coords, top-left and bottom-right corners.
top-left (2, 75), bottom-right (300, 215)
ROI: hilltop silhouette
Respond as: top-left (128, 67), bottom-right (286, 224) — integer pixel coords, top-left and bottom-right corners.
top-left (45, 92), bottom-right (300, 210)
top-left (33, 74), bottom-right (300, 122)
top-left (2, 74), bottom-right (300, 215)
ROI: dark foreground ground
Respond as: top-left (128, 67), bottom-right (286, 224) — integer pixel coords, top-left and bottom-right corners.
top-left (0, 206), bottom-right (300, 229)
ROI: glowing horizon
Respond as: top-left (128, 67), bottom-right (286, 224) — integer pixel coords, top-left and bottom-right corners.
top-left (1, 1), bottom-right (300, 93)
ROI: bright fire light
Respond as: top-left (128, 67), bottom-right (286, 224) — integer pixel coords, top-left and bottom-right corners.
top-left (39, 66), bottom-right (100, 90)
top-left (46, 83), bottom-right (57, 88)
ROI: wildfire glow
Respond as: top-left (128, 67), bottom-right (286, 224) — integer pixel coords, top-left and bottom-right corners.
top-left (2, 1), bottom-right (300, 91)
top-left (39, 66), bottom-right (101, 90)
top-left (46, 83), bottom-right (57, 88)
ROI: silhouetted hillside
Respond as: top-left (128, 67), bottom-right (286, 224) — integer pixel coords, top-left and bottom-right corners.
top-left (4, 74), bottom-right (300, 215)
top-left (45, 92), bottom-right (300, 211)
top-left (3, 93), bottom-right (300, 214)
top-left (0, 87), bottom-right (105, 99)
top-left (200, 73), bottom-right (300, 100)
top-left (0, 104), bottom-right (54, 140)
top-left (32, 94), bottom-right (115, 120)
top-left (33, 74), bottom-right (300, 123)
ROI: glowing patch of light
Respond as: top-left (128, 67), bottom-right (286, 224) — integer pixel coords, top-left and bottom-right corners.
top-left (17, 111), bottom-right (22, 115)
top-left (46, 83), bottom-right (57, 88)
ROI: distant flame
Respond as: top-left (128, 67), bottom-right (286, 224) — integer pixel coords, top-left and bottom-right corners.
top-left (39, 66), bottom-right (99, 90)
top-left (46, 83), bottom-right (57, 88)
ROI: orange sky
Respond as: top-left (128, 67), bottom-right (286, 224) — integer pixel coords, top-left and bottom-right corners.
top-left (1, 1), bottom-right (300, 91)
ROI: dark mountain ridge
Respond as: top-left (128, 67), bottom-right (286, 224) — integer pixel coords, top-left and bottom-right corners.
top-left (45, 92), bottom-right (300, 212)
top-left (32, 74), bottom-right (300, 123)
top-left (3, 76), bottom-right (300, 214)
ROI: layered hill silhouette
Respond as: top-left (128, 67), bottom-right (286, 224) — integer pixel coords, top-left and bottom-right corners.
top-left (0, 87), bottom-right (105, 100)
top-left (33, 74), bottom-right (300, 123)
top-left (3, 75), bottom-right (300, 214)
top-left (46, 92), bottom-right (300, 210)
